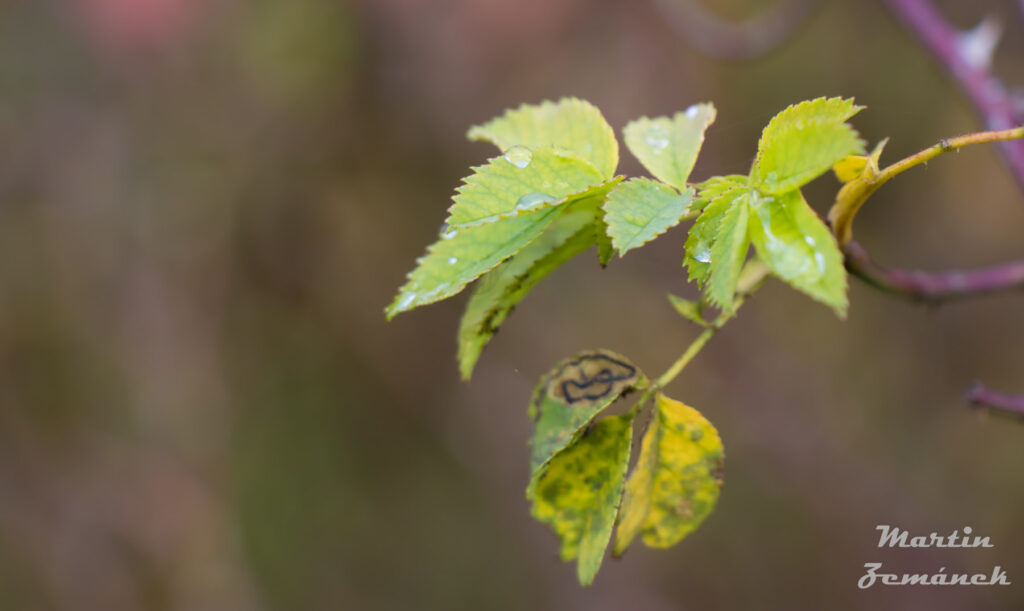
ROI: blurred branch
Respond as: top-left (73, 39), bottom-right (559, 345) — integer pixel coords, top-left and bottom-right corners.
top-left (967, 382), bottom-right (1024, 418)
top-left (654, 0), bottom-right (822, 60)
top-left (883, 0), bottom-right (1024, 191)
top-left (843, 240), bottom-right (1024, 302)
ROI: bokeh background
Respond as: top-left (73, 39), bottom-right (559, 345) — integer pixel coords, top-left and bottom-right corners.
top-left (0, 0), bottom-right (1022, 609)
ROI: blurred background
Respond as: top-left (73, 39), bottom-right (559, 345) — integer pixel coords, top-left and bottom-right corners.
top-left (0, 0), bottom-right (1022, 609)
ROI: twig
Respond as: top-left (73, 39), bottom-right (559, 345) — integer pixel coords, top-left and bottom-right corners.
top-left (843, 240), bottom-right (1024, 302)
top-left (654, 0), bottom-right (822, 60)
top-left (966, 382), bottom-right (1024, 418)
top-left (883, 0), bottom-right (1024, 191)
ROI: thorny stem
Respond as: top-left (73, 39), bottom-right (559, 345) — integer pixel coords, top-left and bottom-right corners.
top-left (884, 0), bottom-right (1024, 191)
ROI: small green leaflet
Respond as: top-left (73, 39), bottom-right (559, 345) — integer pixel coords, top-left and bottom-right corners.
top-left (445, 147), bottom-right (604, 228)
top-left (530, 412), bottom-right (634, 586)
top-left (602, 178), bottom-right (695, 256)
top-left (694, 174), bottom-right (746, 213)
top-left (667, 294), bottom-right (708, 327)
top-left (623, 104), bottom-right (716, 190)
top-left (613, 393), bottom-right (723, 556)
top-left (683, 185), bottom-right (748, 288)
top-left (527, 350), bottom-right (645, 477)
top-left (752, 97), bottom-right (865, 194)
top-left (467, 98), bottom-right (619, 179)
top-left (457, 186), bottom-right (620, 380)
top-left (706, 192), bottom-right (751, 312)
top-left (748, 190), bottom-right (848, 316)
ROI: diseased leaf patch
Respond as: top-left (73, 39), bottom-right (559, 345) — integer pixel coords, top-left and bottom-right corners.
top-left (530, 412), bottom-right (635, 586)
top-left (528, 350), bottom-right (645, 476)
top-left (613, 393), bottom-right (724, 556)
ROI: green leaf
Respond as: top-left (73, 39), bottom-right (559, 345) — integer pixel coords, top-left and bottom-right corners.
top-left (752, 97), bottom-right (865, 194)
top-left (667, 294), bottom-right (708, 327)
top-left (748, 190), bottom-right (849, 316)
top-left (467, 98), bottom-right (619, 179)
top-left (445, 147), bottom-right (605, 228)
top-left (602, 178), bottom-right (694, 256)
top-left (683, 185), bottom-right (748, 287)
top-left (386, 206), bottom-right (563, 319)
top-left (706, 192), bottom-right (751, 312)
top-left (613, 393), bottom-right (723, 556)
top-left (694, 174), bottom-right (746, 213)
top-left (530, 412), bottom-right (635, 585)
top-left (456, 184), bottom-right (620, 380)
top-left (623, 104), bottom-right (716, 190)
top-left (527, 350), bottom-right (644, 476)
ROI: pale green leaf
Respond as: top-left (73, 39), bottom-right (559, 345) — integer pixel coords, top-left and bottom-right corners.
top-left (386, 206), bottom-right (563, 319)
top-left (623, 104), bottom-right (716, 190)
top-left (445, 146), bottom-right (604, 228)
top-left (456, 185), bottom-right (619, 380)
top-left (752, 97), bottom-right (865, 194)
top-left (467, 98), bottom-right (619, 179)
top-left (530, 412), bottom-right (635, 585)
top-left (603, 178), bottom-right (694, 256)
top-left (748, 190), bottom-right (849, 316)
top-left (683, 186), bottom-right (748, 287)
top-left (694, 174), bottom-right (746, 213)
top-left (613, 393), bottom-right (723, 556)
top-left (667, 294), bottom-right (708, 327)
top-left (527, 350), bottom-right (644, 477)
top-left (706, 192), bottom-right (751, 312)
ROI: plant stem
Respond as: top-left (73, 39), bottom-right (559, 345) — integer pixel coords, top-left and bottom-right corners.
top-left (829, 126), bottom-right (1024, 245)
top-left (884, 0), bottom-right (1024, 191)
top-left (652, 261), bottom-right (769, 393)
top-left (843, 240), bottom-right (1024, 302)
top-left (967, 382), bottom-right (1024, 418)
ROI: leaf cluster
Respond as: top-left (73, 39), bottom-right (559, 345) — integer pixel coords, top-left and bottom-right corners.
top-left (385, 96), bottom-right (867, 584)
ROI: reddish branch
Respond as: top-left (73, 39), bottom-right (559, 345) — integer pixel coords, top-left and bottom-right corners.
top-left (843, 240), bottom-right (1024, 302)
top-left (869, 0), bottom-right (1024, 410)
top-left (967, 382), bottom-right (1024, 418)
top-left (883, 0), bottom-right (1024, 191)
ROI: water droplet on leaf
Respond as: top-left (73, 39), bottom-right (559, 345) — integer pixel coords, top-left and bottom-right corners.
top-left (645, 125), bottom-right (670, 153)
top-left (514, 192), bottom-right (557, 213)
top-left (504, 146), bottom-right (533, 169)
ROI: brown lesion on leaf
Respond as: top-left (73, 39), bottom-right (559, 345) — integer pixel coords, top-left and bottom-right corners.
top-left (547, 351), bottom-right (640, 407)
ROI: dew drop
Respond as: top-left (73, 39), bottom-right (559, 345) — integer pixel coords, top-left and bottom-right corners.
top-left (694, 247), bottom-right (712, 264)
top-left (504, 146), bottom-right (533, 169)
top-left (448, 257), bottom-right (458, 265)
top-left (440, 224), bottom-right (458, 240)
top-left (685, 105), bottom-right (699, 119)
top-left (814, 252), bottom-right (826, 275)
top-left (514, 192), bottom-right (557, 212)
top-left (645, 125), bottom-right (670, 152)
top-left (396, 292), bottom-right (417, 310)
